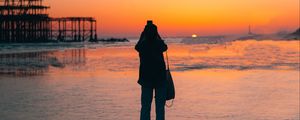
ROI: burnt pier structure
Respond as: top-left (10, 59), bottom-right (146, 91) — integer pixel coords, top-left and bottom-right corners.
top-left (0, 0), bottom-right (97, 43)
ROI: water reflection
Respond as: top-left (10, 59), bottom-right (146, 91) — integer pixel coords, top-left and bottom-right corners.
top-left (168, 40), bottom-right (300, 71)
top-left (0, 40), bottom-right (299, 120)
top-left (0, 49), bottom-right (86, 76)
top-left (0, 40), bottom-right (299, 76)
top-left (56, 49), bottom-right (86, 66)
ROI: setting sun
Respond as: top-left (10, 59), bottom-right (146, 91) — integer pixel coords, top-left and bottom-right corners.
top-left (192, 34), bottom-right (198, 38)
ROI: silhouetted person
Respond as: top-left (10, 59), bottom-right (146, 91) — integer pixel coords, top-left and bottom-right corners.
top-left (135, 20), bottom-right (168, 120)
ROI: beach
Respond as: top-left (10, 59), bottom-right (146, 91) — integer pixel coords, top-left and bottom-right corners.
top-left (0, 39), bottom-right (299, 120)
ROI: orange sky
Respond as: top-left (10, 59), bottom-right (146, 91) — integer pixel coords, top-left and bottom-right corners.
top-left (46, 0), bottom-right (299, 37)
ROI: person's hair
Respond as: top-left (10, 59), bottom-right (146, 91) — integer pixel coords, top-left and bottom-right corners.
top-left (144, 24), bottom-right (159, 41)
top-left (147, 20), bottom-right (153, 25)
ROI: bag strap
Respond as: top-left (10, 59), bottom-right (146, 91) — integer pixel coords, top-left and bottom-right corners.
top-left (165, 51), bottom-right (175, 108)
top-left (165, 51), bottom-right (170, 70)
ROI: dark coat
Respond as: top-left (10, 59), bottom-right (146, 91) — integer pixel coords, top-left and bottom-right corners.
top-left (135, 31), bottom-right (168, 88)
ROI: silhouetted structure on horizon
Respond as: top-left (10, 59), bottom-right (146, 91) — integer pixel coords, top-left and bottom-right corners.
top-left (292, 28), bottom-right (300, 35)
top-left (51, 17), bottom-right (97, 42)
top-left (0, 0), bottom-right (97, 43)
top-left (248, 25), bottom-right (253, 35)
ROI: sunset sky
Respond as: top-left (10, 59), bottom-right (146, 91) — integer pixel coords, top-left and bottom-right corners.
top-left (46, 0), bottom-right (299, 37)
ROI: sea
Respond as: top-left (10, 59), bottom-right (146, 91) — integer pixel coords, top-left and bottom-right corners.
top-left (0, 38), bottom-right (299, 120)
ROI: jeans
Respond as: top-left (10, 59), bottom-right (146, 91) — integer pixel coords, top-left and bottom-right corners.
top-left (140, 86), bottom-right (167, 120)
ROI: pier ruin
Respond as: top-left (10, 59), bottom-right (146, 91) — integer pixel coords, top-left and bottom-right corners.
top-left (0, 0), bottom-right (97, 43)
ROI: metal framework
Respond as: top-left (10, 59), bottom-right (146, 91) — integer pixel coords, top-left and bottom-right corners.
top-left (51, 17), bottom-right (97, 42)
top-left (0, 0), bottom-right (97, 43)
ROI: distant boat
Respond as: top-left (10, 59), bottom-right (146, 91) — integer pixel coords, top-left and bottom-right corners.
top-left (237, 25), bottom-right (262, 40)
